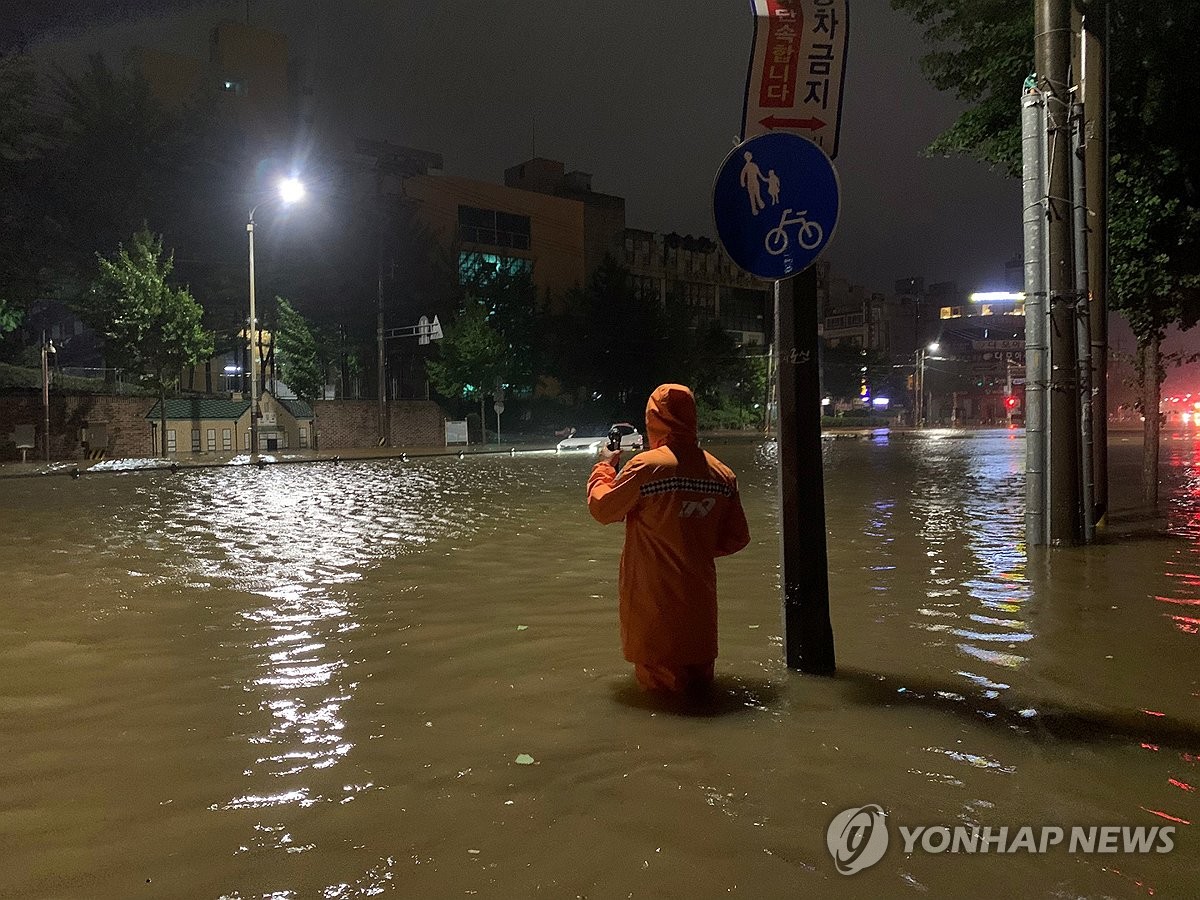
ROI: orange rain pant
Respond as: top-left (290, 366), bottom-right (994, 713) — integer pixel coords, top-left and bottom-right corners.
top-left (634, 661), bottom-right (715, 693)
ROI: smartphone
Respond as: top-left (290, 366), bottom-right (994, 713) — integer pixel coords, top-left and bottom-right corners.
top-left (606, 426), bottom-right (622, 452)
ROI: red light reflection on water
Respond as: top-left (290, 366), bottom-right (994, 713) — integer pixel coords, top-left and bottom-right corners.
top-left (1168, 615), bottom-right (1200, 634)
top-left (1140, 807), bottom-right (1192, 825)
top-left (1158, 444), bottom-right (1200, 636)
top-left (1168, 778), bottom-right (1194, 792)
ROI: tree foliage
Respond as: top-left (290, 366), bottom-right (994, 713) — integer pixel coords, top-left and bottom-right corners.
top-left (273, 296), bottom-right (324, 403)
top-left (425, 298), bottom-right (508, 404)
top-left (88, 227), bottom-right (213, 393)
top-left (1106, 2), bottom-right (1200, 345)
top-left (889, 0), bottom-right (1033, 174)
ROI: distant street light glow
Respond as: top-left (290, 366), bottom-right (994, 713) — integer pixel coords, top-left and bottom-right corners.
top-left (969, 291), bottom-right (1025, 303)
top-left (928, 342), bottom-right (940, 352)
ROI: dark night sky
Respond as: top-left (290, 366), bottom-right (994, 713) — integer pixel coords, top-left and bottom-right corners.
top-left (14, 0), bottom-right (1024, 298)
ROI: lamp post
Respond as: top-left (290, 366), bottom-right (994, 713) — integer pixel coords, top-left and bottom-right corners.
top-left (41, 334), bottom-right (56, 461)
top-left (915, 341), bottom-right (939, 427)
top-left (246, 176), bottom-right (305, 454)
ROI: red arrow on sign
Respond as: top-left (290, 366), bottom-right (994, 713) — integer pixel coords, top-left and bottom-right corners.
top-left (760, 115), bottom-right (828, 131)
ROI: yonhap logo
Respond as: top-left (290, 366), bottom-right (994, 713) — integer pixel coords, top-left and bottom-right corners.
top-left (825, 805), bottom-right (1177, 875)
top-left (827, 805), bottom-right (889, 875)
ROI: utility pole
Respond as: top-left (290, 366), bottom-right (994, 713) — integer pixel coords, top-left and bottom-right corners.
top-left (354, 141), bottom-right (444, 448)
top-left (1036, 0), bottom-right (1082, 545)
top-left (777, 270), bottom-right (835, 675)
top-left (377, 235), bottom-right (388, 447)
top-left (1081, 1), bottom-right (1109, 527)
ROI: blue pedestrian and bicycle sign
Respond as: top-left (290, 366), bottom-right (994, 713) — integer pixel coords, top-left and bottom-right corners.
top-left (712, 132), bottom-right (840, 281)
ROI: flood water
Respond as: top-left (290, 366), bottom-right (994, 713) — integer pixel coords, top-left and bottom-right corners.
top-left (1, 431), bottom-right (1196, 898)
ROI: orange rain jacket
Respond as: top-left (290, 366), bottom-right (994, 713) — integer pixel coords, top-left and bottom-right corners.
top-left (587, 384), bottom-right (751, 666)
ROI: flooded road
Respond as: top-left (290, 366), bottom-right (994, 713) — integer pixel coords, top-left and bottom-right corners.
top-left (0, 431), bottom-right (1196, 898)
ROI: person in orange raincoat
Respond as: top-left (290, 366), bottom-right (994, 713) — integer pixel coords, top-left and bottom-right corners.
top-left (587, 384), bottom-right (751, 692)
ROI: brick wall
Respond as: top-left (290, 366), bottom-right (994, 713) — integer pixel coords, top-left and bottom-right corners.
top-left (0, 391), bottom-right (156, 460)
top-left (0, 392), bottom-right (448, 459)
top-left (314, 399), bottom-right (446, 449)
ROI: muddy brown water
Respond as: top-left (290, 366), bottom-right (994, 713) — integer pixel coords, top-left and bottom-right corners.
top-left (1, 431), bottom-right (1196, 898)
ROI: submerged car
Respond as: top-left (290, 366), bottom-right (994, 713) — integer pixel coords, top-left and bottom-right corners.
top-left (556, 422), bottom-right (645, 453)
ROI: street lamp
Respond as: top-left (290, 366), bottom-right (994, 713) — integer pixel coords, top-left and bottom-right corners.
top-left (247, 177), bottom-right (305, 454)
top-left (41, 334), bottom-right (56, 461)
top-left (915, 341), bottom-right (940, 427)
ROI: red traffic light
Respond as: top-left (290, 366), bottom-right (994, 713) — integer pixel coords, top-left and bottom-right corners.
top-left (1005, 396), bottom-right (1018, 409)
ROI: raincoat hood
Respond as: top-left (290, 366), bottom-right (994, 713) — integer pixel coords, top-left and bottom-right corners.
top-left (645, 383), bottom-right (698, 449)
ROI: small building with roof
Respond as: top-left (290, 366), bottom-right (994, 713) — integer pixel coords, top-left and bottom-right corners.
top-left (146, 392), bottom-right (314, 455)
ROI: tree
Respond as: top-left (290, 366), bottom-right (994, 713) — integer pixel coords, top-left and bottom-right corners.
top-left (1106, 1), bottom-right (1200, 505)
top-left (272, 297), bottom-right (324, 403)
top-left (40, 57), bottom-right (183, 302)
top-left (425, 299), bottom-right (508, 419)
top-left (88, 229), bottom-right (213, 456)
top-left (889, 0), bottom-right (1033, 174)
top-left (0, 298), bottom-right (21, 336)
top-left (1110, 149), bottom-right (1200, 505)
top-left (0, 53), bottom-right (55, 312)
top-left (574, 257), bottom-right (672, 418)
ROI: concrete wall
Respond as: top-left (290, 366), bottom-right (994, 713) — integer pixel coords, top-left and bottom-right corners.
top-left (0, 393), bottom-right (448, 460)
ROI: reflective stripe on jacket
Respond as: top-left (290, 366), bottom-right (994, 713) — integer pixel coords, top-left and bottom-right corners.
top-left (587, 384), bottom-right (750, 665)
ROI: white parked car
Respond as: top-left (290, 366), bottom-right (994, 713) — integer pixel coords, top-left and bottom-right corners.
top-left (556, 422), bottom-right (645, 453)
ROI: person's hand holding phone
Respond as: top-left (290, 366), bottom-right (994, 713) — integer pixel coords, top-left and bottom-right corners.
top-left (600, 426), bottom-right (623, 467)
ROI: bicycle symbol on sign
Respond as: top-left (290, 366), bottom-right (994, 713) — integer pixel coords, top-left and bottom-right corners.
top-left (764, 208), bottom-right (824, 256)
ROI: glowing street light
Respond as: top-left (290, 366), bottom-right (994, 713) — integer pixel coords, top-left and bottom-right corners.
top-left (969, 291), bottom-right (1025, 303)
top-left (247, 176), bottom-right (305, 454)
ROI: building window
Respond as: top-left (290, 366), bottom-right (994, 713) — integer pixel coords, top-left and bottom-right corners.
top-left (299, 426), bottom-right (309, 449)
top-left (243, 431), bottom-right (251, 450)
top-left (458, 251), bottom-right (532, 284)
top-left (222, 428), bottom-right (232, 451)
top-left (458, 206), bottom-right (531, 250)
top-left (166, 429), bottom-right (177, 453)
top-left (191, 429), bottom-right (201, 452)
top-left (631, 274), bottom-right (659, 301)
top-left (673, 281), bottom-right (717, 314)
top-left (206, 428), bottom-right (216, 451)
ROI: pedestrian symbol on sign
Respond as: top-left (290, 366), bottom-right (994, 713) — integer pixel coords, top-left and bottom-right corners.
top-left (713, 132), bottom-right (840, 281)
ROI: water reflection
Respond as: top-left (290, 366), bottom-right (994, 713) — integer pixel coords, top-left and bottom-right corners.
top-left (2, 438), bottom-right (1197, 897)
top-left (119, 460), bottom-right (530, 821)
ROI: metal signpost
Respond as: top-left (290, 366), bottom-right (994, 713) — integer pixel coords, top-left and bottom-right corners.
top-left (717, 0), bottom-right (848, 675)
top-left (713, 132), bottom-right (840, 675)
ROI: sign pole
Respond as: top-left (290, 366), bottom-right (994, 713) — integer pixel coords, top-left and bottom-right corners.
top-left (775, 270), bottom-right (835, 674)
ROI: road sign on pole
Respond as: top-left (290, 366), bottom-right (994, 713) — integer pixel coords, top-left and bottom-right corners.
top-left (712, 132), bottom-right (840, 280)
top-left (742, 0), bottom-right (850, 158)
